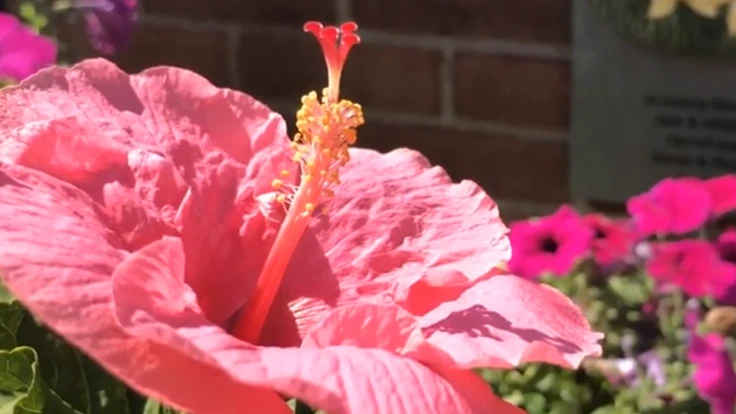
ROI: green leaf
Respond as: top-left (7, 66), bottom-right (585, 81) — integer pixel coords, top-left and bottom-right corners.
top-left (81, 358), bottom-right (130, 414)
top-left (608, 275), bottom-right (651, 306)
top-left (0, 303), bottom-right (23, 351)
top-left (0, 348), bottom-right (35, 392)
top-left (0, 301), bottom-right (131, 414)
top-left (16, 317), bottom-right (90, 412)
top-left (523, 392), bottom-right (546, 414)
top-left (142, 399), bottom-right (178, 414)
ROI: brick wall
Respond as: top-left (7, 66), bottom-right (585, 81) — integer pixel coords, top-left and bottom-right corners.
top-left (68, 0), bottom-right (577, 221)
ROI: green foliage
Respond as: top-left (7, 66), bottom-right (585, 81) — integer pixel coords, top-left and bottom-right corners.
top-left (0, 294), bottom-right (132, 414)
top-left (17, 2), bottom-right (49, 34)
top-left (591, 0), bottom-right (736, 55)
top-left (142, 399), bottom-right (179, 414)
top-left (481, 363), bottom-right (613, 414)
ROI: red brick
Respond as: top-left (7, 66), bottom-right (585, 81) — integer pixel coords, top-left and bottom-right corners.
top-left (355, 123), bottom-right (569, 203)
top-left (454, 55), bottom-right (570, 129)
top-left (238, 34), bottom-right (442, 115)
top-left (351, 0), bottom-right (570, 44)
top-left (113, 25), bottom-right (231, 86)
top-left (141, 0), bottom-right (335, 26)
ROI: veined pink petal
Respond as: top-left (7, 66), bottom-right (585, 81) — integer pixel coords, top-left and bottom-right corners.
top-left (301, 279), bottom-right (602, 371)
top-left (275, 147), bottom-right (511, 342)
top-left (111, 237), bottom-right (522, 414)
top-left (418, 275), bottom-right (603, 369)
top-left (0, 117), bottom-right (128, 184)
top-left (0, 164), bottom-right (289, 413)
top-left (0, 58), bottom-right (295, 325)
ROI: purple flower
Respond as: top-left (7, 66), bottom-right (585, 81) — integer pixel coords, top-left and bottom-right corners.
top-left (688, 333), bottom-right (736, 414)
top-left (0, 12), bottom-right (56, 82)
top-left (57, 0), bottom-right (137, 55)
top-left (610, 350), bottom-right (666, 388)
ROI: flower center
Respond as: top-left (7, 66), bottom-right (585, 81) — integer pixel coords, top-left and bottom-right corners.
top-left (231, 21), bottom-right (365, 344)
top-left (540, 236), bottom-right (559, 254)
top-left (594, 227), bottom-right (607, 239)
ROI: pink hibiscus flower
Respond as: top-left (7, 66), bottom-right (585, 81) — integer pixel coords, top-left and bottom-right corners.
top-left (688, 333), bottom-right (736, 414)
top-left (646, 240), bottom-right (736, 299)
top-left (627, 177), bottom-right (711, 237)
top-left (582, 214), bottom-right (635, 269)
top-left (0, 12), bottom-right (57, 82)
top-left (508, 206), bottom-right (593, 279)
top-left (0, 22), bottom-right (603, 414)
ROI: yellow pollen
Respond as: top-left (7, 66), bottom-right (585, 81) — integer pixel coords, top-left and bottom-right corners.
top-left (280, 170), bottom-right (290, 177)
top-left (231, 20), bottom-right (364, 345)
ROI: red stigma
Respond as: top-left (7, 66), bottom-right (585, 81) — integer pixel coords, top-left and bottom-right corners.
top-left (304, 21), bottom-right (361, 101)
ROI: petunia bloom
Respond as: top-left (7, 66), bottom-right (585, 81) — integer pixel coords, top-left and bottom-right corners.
top-left (0, 22), bottom-right (603, 414)
top-left (508, 206), bottom-right (593, 279)
top-left (627, 177), bottom-right (711, 237)
top-left (54, 0), bottom-right (137, 55)
top-left (703, 175), bottom-right (736, 217)
top-left (688, 333), bottom-right (736, 414)
top-left (582, 214), bottom-right (636, 269)
top-left (646, 240), bottom-right (736, 300)
top-left (0, 12), bottom-right (56, 82)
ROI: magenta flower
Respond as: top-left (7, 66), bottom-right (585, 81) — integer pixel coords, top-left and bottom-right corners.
top-left (688, 333), bottom-right (736, 414)
top-left (627, 178), bottom-right (711, 237)
top-left (508, 206), bottom-right (593, 279)
top-left (703, 175), bottom-right (736, 217)
top-left (582, 214), bottom-right (636, 268)
top-left (0, 12), bottom-right (56, 82)
top-left (646, 240), bottom-right (736, 299)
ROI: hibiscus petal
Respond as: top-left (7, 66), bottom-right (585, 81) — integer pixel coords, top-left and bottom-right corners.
top-left (1, 59), bottom-right (296, 325)
top-left (419, 275), bottom-right (603, 369)
top-left (110, 239), bottom-right (523, 413)
top-left (0, 117), bottom-right (128, 184)
top-left (280, 147), bottom-right (511, 338)
top-left (0, 165), bottom-right (290, 413)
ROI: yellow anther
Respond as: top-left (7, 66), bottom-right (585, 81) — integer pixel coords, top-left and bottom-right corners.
top-left (280, 170), bottom-right (290, 177)
top-left (276, 194), bottom-right (287, 204)
top-left (292, 154), bottom-right (302, 163)
top-left (271, 179), bottom-right (283, 190)
top-left (320, 170), bottom-right (327, 177)
top-left (301, 174), bottom-right (312, 183)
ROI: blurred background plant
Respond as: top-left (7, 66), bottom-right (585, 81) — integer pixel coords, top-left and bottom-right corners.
top-left (0, 0), bottom-right (136, 86)
top-left (483, 174), bottom-right (736, 414)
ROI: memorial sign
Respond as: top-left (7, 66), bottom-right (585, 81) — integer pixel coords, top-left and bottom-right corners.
top-left (571, 0), bottom-right (736, 202)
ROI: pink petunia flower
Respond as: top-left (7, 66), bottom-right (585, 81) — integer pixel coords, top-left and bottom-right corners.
top-left (646, 240), bottom-right (736, 300)
top-left (703, 175), bottom-right (736, 217)
top-left (688, 333), bottom-right (736, 414)
top-left (582, 214), bottom-right (636, 269)
top-left (508, 206), bottom-right (593, 279)
top-left (627, 177), bottom-right (711, 237)
top-left (0, 12), bottom-right (56, 82)
top-left (0, 22), bottom-right (603, 414)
